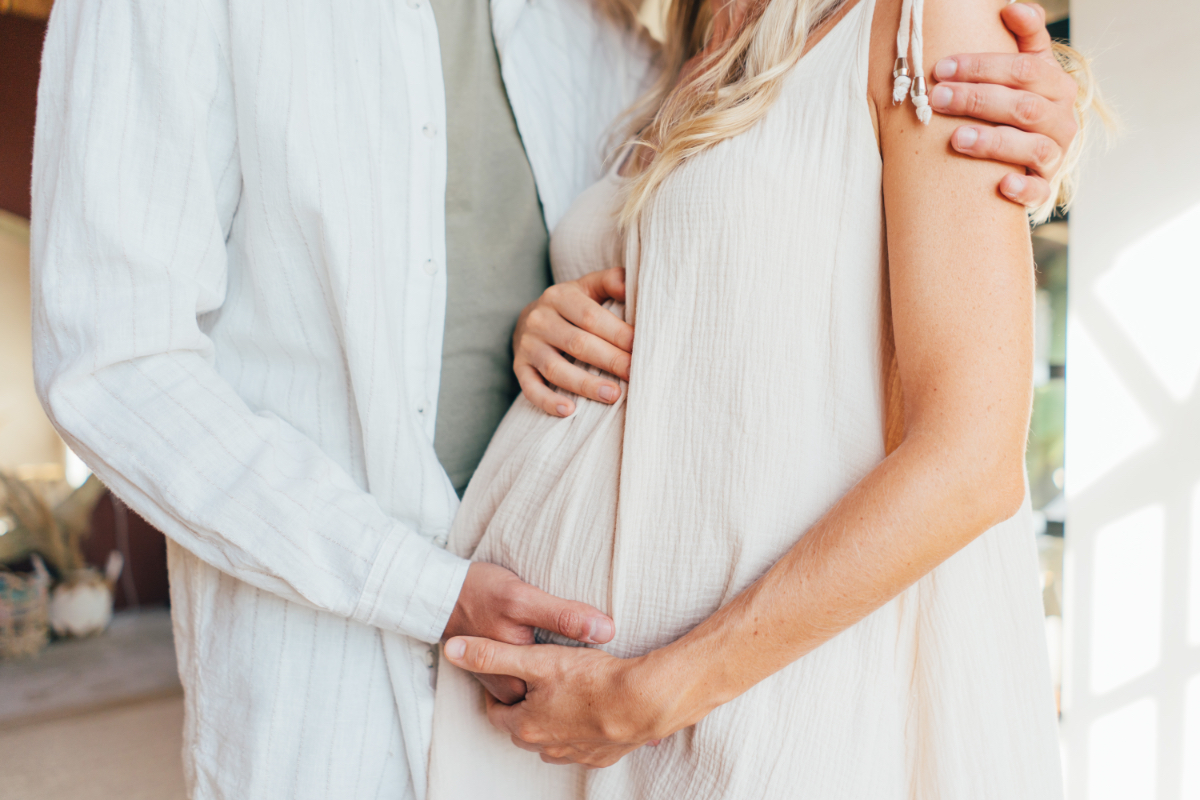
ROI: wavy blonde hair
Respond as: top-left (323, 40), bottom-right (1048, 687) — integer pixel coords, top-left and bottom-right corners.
top-left (1030, 40), bottom-right (1110, 224)
top-left (618, 0), bottom-right (848, 227)
top-left (618, 0), bottom-right (1107, 228)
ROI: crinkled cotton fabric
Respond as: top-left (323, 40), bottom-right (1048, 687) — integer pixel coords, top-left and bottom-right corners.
top-left (429, 2), bottom-right (1062, 798)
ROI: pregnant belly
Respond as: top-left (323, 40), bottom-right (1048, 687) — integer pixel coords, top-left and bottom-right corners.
top-left (447, 309), bottom-right (628, 634)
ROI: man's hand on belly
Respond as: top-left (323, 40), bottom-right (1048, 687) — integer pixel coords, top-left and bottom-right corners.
top-left (442, 562), bottom-right (616, 704)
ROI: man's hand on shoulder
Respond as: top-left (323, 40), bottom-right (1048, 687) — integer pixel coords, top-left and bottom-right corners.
top-left (442, 562), bottom-right (615, 704)
top-left (928, 2), bottom-right (1080, 210)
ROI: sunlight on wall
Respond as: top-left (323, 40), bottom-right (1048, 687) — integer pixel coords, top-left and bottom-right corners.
top-left (1096, 204), bottom-right (1200, 404)
top-left (1065, 1), bottom-right (1200, 797)
top-left (1183, 675), bottom-right (1200, 799)
top-left (1192, 481), bottom-right (1200, 649)
top-left (1088, 698), bottom-right (1158, 800)
top-left (1089, 505), bottom-right (1163, 694)
top-left (1063, 318), bottom-right (1157, 497)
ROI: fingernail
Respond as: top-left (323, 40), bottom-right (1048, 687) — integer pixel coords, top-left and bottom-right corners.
top-left (585, 618), bottom-right (615, 643)
top-left (556, 403), bottom-right (570, 416)
top-left (1003, 175), bottom-right (1026, 199)
top-left (1013, 2), bottom-right (1035, 19)
top-left (953, 126), bottom-right (979, 149)
top-left (598, 385), bottom-right (617, 402)
top-left (934, 58), bottom-right (957, 81)
top-left (930, 85), bottom-right (953, 109)
top-left (445, 639), bottom-right (466, 660)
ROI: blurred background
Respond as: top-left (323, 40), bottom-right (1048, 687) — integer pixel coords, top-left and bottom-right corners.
top-left (0, 0), bottom-right (1195, 798)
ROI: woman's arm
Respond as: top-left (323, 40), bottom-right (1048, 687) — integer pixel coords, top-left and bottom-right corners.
top-left (633, 0), bottom-right (1035, 732)
top-left (514, 3), bottom-right (1076, 416)
top-left (443, 0), bottom-right (1035, 766)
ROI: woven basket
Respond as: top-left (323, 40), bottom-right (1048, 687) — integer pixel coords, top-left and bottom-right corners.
top-left (0, 557), bottom-right (51, 659)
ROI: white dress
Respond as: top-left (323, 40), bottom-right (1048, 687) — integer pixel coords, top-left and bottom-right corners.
top-left (429, 1), bottom-right (1062, 797)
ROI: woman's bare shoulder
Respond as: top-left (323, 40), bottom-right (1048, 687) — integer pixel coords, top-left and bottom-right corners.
top-left (867, 0), bottom-right (1017, 121)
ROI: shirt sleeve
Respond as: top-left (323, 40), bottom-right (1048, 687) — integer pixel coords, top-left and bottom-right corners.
top-left (30, 0), bottom-right (468, 644)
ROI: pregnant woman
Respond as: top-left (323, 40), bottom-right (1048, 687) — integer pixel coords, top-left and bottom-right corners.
top-left (430, 0), bottom-right (1075, 796)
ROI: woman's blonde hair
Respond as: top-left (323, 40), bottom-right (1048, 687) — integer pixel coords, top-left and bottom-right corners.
top-left (1030, 40), bottom-right (1110, 224)
top-left (618, 0), bottom-right (1107, 228)
top-left (619, 0), bottom-right (848, 227)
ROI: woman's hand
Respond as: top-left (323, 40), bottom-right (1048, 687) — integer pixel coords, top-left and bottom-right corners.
top-left (514, 267), bottom-right (634, 417)
top-left (442, 636), bottom-right (676, 768)
top-left (442, 563), bottom-right (616, 705)
top-left (934, 2), bottom-right (1080, 207)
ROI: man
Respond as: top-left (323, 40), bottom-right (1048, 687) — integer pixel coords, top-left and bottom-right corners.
top-left (30, 0), bottom-right (1080, 797)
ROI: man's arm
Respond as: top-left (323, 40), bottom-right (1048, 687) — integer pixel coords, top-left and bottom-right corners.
top-left (31, 1), bottom-right (614, 658)
top-left (31, 0), bottom-right (463, 642)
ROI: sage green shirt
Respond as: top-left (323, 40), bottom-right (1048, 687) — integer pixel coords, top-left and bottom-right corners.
top-left (431, 0), bottom-right (552, 495)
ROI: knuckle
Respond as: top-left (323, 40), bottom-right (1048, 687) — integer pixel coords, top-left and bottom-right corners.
top-left (962, 56), bottom-right (983, 82)
top-left (526, 307), bottom-right (549, 334)
top-left (557, 606), bottom-right (583, 637)
top-left (566, 330), bottom-right (589, 357)
top-left (1015, 93), bottom-right (1043, 127)
top-left (505, 584), bottom-right (535, 620)
top-left (513, 332), bottom-right (535, 357)
top-left (1011, 54), bottom-right (1036, 85)
top-left (542, 359), bottom-right (565, 383)
top-left (597, 716), bottom-right (627, 742)
top-left (515, 722), bottom-right (539, 743)
top-left (1063, 113), bottom-right (1080, 143)
top-left (1033, 137), bottom-right (1059, 173)
top-left (981, 126), bottom-right (1006, 155)
top-left (473, 643), bottom-right (495, 673)
top-left (1060, 70), bottom-right (1080, 98)
top-left (580, 306), bottom-right (601, 331)
top-left (966, 89), bottom-right (987, 118)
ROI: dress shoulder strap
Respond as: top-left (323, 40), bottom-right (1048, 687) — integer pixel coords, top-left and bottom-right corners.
top-left (890, 0), bottom-right (936, 123)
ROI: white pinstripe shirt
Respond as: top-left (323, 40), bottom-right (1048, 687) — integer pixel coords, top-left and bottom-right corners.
top-left (30, 1), bottom-right (653, 797)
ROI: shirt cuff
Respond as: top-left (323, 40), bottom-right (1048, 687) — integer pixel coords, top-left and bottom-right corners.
top-left (354, 524), bottom-right (470, 643)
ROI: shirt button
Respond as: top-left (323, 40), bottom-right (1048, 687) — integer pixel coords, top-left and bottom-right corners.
top-left (422, 123), bottom-right (437, 139)
top-left (425, 646), bottom-right (436, 668)
top-left (435, 534), bottom-right (448, 547)
top-left (423, 258), bottom-right (439, 275)
top-left (407, 0), bottom-right (421, 8)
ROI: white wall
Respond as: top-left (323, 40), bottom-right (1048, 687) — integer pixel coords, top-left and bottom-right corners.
top-left (0, 210), bottom-right (63, 470)
top-left (1064, 1), bottom-right (1200, 798)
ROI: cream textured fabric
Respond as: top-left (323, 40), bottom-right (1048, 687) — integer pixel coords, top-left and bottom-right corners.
top-left (30, 1), bottom-right (653, 798)
top-left (429, 2), bottom-right (1062, 797)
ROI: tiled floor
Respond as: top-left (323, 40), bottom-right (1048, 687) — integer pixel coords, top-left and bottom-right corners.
top-left (0, 695), bottom-right (186, 800)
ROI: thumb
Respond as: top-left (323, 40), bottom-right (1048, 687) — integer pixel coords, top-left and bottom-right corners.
top-left (1001, 2), bottom-right (1052, 56)
top-left (443, 636), bottom-right (536, 679)
top-left (515, 586), bottom-right (616, 644)
top-left (578, 267), bottom-right (628, 304)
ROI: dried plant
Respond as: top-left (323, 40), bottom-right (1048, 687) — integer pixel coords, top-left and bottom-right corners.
top-left (0, 471), bottom-right (87, 573)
